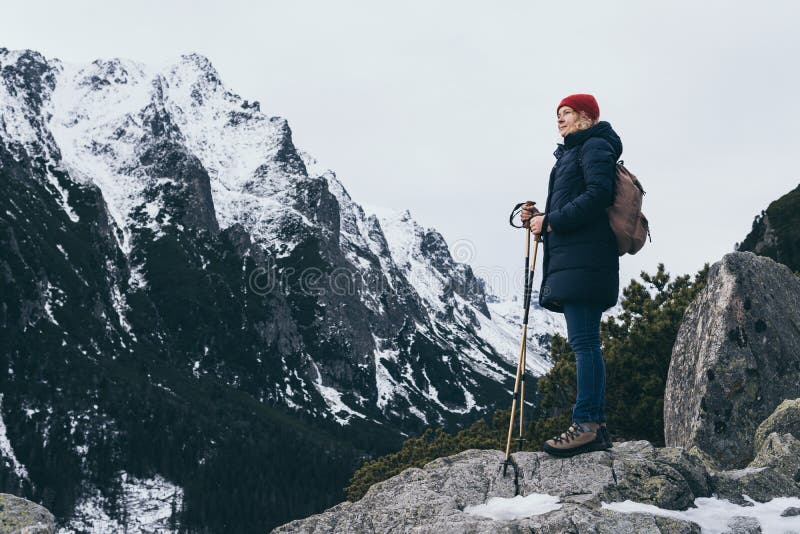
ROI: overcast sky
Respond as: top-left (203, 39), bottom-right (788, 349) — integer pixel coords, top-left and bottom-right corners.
top-left (3, 1), bottom-right (799, 299)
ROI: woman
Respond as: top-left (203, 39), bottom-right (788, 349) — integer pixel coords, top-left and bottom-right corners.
top-left (521, 93), bottom-right (622, 457)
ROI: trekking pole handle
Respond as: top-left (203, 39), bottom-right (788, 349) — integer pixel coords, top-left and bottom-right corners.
top-left (509, 201), bottom-right (538, 228)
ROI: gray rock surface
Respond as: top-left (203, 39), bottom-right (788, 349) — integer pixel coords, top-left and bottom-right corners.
top-left (724, 515), bottom-right (762, 533)
top-left (274, 450), bottom-right (516, 533)
top-left (753, 398), bottom-right (800, 453)
top-left (0, 494), bottom-right (55, 534)
top-left (709, 466), bottom-right (787, 506)
top-left (706, 420), bottom-right (800, 509)
top-left (706, 408), bottom-right (800, 507)
top-left (273, 426), bottom-right (800, 533)
top-left (750, 431), bottom-right (800, 473)
top-left (664, 252), bottom-right (800, 469)
top-left (272, 447), bottom-right (704, 533)
top-left (514, 441), bottom-right (709, 512)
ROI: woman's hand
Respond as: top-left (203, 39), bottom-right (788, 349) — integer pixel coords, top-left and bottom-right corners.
top-left (530, 214), bottom-right (552, 236)
top-left (520, 202), bottom-right (539, 228)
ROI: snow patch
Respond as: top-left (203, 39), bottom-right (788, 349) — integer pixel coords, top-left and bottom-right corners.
top-left (373, 337), bottom-right (401, 411)
top-left (56, 243), bottom-right (69, 260)
top-left (48, 60), bottom-right (157, 255)
top-left (367, 207), bottom-right (449, 314)
top-left (192, 360), bottom-right (201, 378)
top-left (129, 263), bottom-right (147, 290)
top-left (0, 394), bottom-right (30, 482)
top-left (43, 281), bottom-right (65, 326)
top-left (482, 297), bottom-right (562, 374)
top-left (45, 169), bottom-right (80, 222)
top-left (105, 260), bottom-right (133, 334)
top-left (602, 495), bottom-right (800, 534)
top-left (58, 473), bottom-right (183, 534)
top-left (0, 50), bottom-right (58, 159)
top-left (309, 360), bottom-right (367, 425)
top-left (464, 493), bottom-right (563, 520)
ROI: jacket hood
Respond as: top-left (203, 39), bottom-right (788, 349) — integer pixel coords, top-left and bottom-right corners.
top-left (560, 120), bottom-right (623, 158)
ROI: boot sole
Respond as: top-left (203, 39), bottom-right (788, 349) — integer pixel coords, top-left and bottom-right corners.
top-left (543, 438), bottom-right (609, 457)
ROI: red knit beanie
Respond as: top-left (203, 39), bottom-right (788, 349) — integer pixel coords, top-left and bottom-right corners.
top-left (557, 94), bottom-right (600, 121)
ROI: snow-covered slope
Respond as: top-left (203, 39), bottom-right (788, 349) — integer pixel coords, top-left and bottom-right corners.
top-left (2, 46), bottom-right (570, 422)
top-left (3, 47), bottom-right (568, 425)
top-left (362, 204), bottom-right (561, 373)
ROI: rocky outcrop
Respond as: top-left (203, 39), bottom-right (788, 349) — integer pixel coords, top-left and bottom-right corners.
top-left (0, 494), bottom-right (55, 534)
top-left (273, 445), bottom-right (708, 533)
top-left (516, 440), bottom-right (713, 512)
top-left (708, 428), bottom-right (800, 507)
top-left (664, 252), bottom-right (800, 469)
top-left (274, 399), bottom-right (800, 533)
top-left (736, 184), bottom-right (800, 273)
top-left (753, 398), bottom-right (800, 453)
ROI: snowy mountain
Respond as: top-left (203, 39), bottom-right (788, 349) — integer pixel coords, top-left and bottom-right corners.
top-left (0, 48), bottom-right (563, 532)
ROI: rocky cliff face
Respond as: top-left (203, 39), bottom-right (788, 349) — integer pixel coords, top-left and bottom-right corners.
top-left (0, 48), bottom-right (567, 531)
top-left (664, 252), bottom-right (800, 469)
top-left (736, 184), bottom-right (800, 273)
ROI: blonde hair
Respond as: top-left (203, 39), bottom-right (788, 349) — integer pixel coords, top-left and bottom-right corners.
top-left (574, 111), bottom-right (597, 131)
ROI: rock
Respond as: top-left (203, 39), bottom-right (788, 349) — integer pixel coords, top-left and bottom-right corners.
top-left (664, 251), bottom-right (800, 469)
top-left (747, 432), bottom-right (800, 493)
top-left (652, 515), bottom-right (703, 534)
top-left (709, 431), bottom-right (800, 505)
top-left (514, 441), bottom-right (708, 511)
top-left (273, 446), bottom-right (705, 533)
top-left (781, 507), bottom-right (800, 517)
top-left (709, 466), bottom-right (786, 505)
top-left (276, 436), bottom-right (800, 532)
top-left (513, 448), bottom-right (616, 506)
top-left (607, 452), bottom-right (695, 511)
top-left (724, 515), bottom-right (762, 533)
top-left (684, 445), bottom-right (720, 474)
top-left (736, 184), bottom-right (800, 273)
top-left (273, 449), bottom-right (516, 533)
top-left (651, 446), bottom-right (712, 500)
top-left (753, 398), bottom-right (800, 453)
top-left (512, 504), bottom-right (700, 534)
top-left (749, 432), bottom-right (800, 471)
top-left (0, 494), bottom-right (56, 534)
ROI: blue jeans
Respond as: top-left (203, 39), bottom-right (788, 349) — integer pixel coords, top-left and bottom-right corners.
top-left (563, 301), bottom-right (607, 423)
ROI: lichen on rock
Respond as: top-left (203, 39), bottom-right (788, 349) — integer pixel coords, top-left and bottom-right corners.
top-left (753, 398), bottom-right (800, 453)
top-left (664, 252), bottom-right (800, 469)
top-left (0, 494), bottom-right (56, 534)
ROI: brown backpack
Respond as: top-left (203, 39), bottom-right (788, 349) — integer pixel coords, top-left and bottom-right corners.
top-left (608, 160), bottom-right (651, 255)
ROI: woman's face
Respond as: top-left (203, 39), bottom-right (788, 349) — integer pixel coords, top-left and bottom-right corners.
top-left (557, 106), bottom-right (579, 137)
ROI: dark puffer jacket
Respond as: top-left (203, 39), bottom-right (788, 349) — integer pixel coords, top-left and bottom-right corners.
top-left (539, 121), bottom-right (623, 313)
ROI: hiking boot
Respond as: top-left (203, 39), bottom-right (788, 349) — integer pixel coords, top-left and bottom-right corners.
top-left (543, 421), bottom-right (606, 457)
top-left (599, 423), bottom-right (612, 450)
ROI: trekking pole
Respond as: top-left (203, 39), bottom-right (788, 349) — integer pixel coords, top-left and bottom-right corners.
top-left (502, 202), bottom-right (539, 475)
top-left (517, 236), bottom-right (539, 451)
top-left (502, 227), bottom-right (530, 475)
